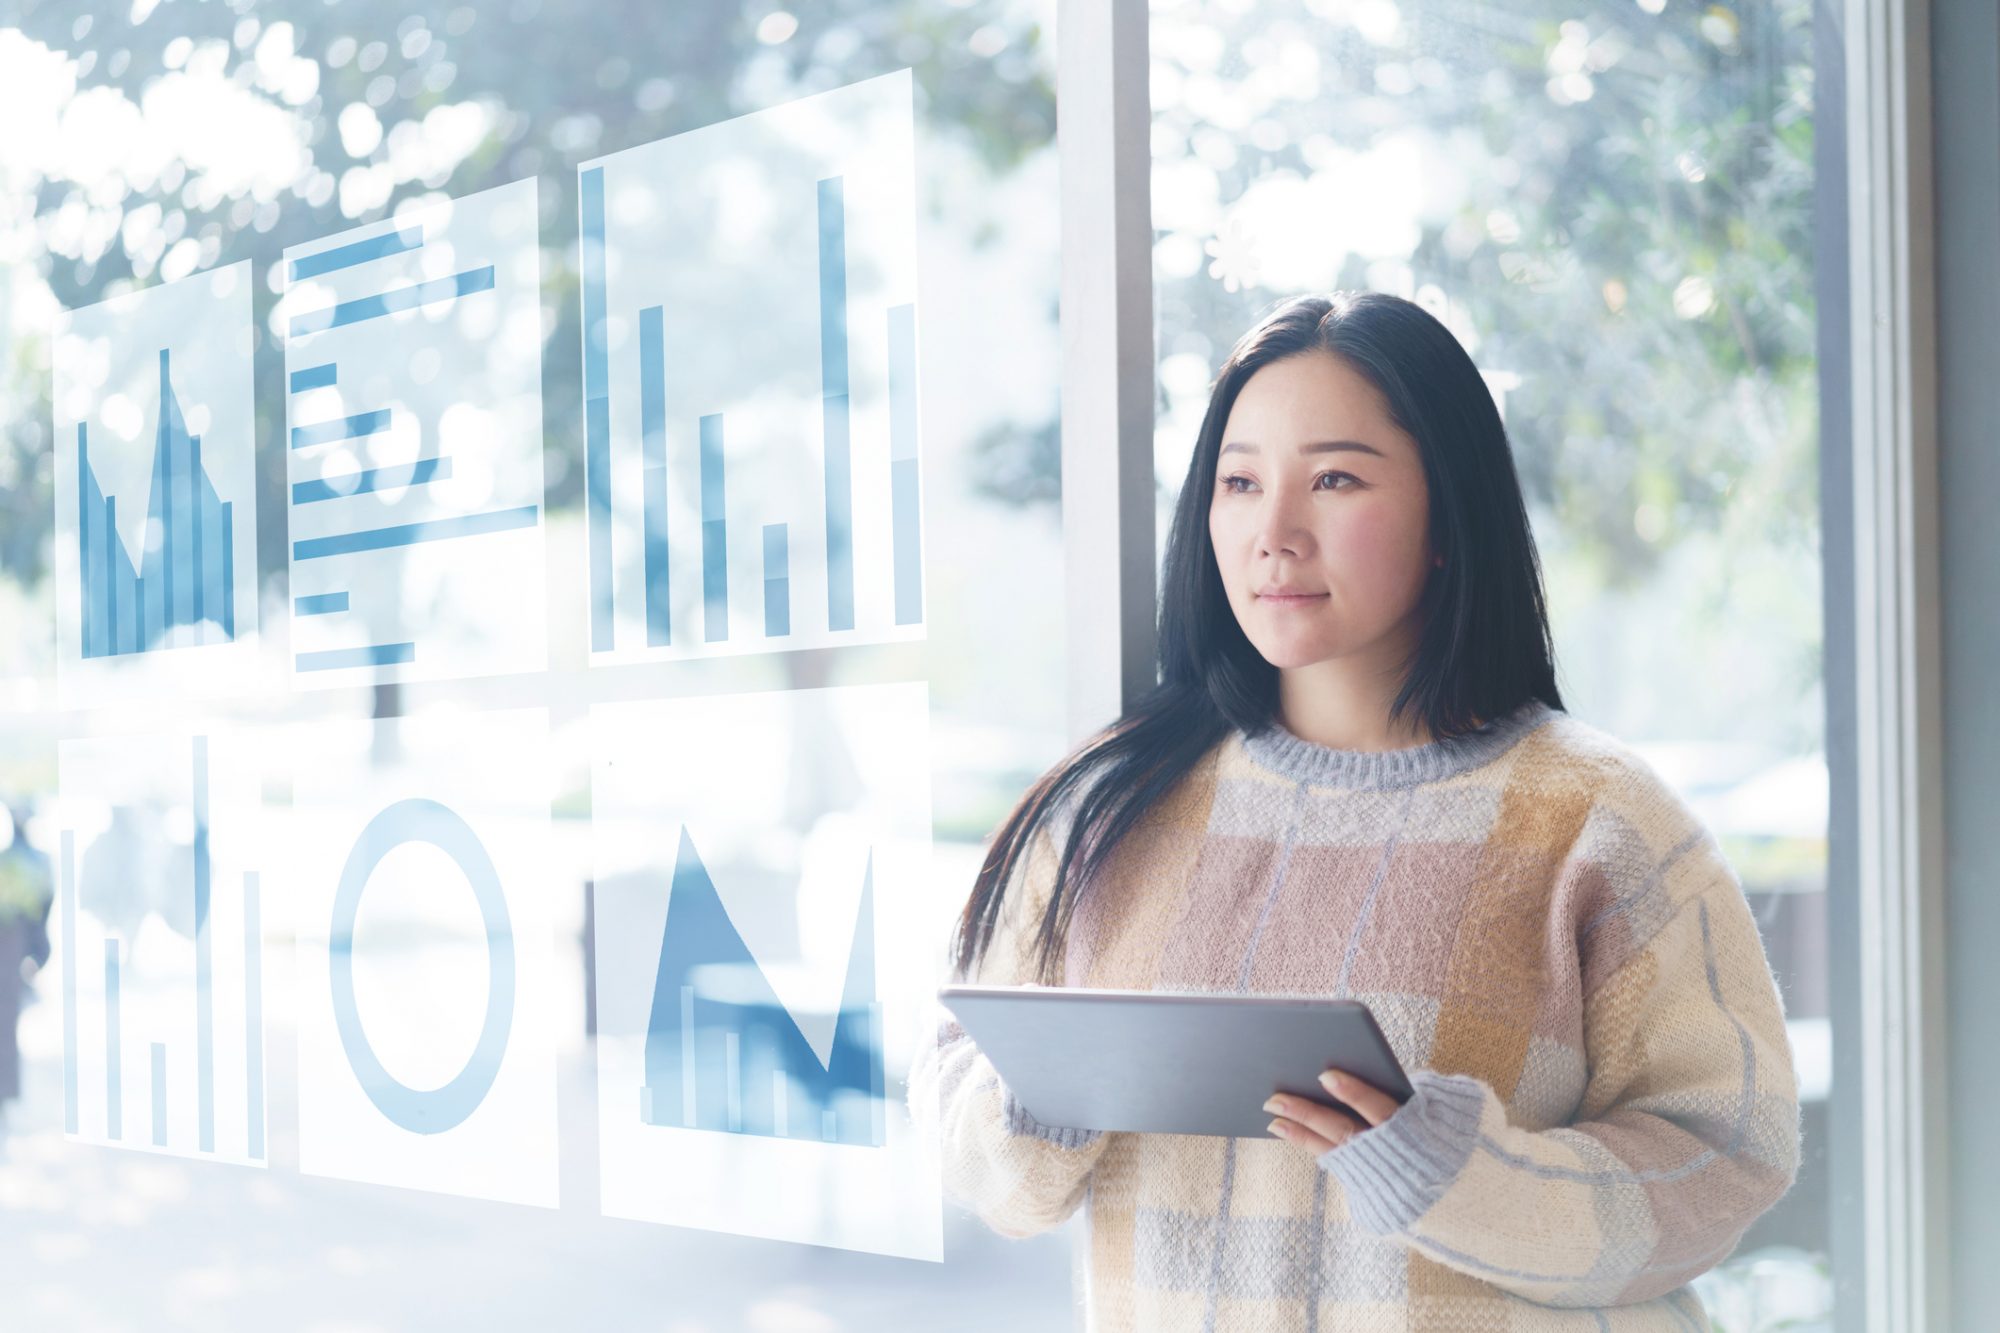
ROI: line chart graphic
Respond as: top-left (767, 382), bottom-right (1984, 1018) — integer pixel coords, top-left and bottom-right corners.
top-left (55, 729), bottom-right (267, 1167)
top-left (52, 262), bottom-right (258, 707)
top-left (589, 681), bottom-right (940, 1258)
top-left (75, 351), bottom-right (237, 661)
top-left (282, 178), bottom-right (546, 686)
top-left (579, 68), bottom-right (926, 662)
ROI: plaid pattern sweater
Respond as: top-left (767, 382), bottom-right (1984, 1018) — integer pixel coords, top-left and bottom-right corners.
top-left (909, 699), bottom-right (1802, 1331)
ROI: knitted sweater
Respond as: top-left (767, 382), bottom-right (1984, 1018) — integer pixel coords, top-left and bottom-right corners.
top-left (908, 698), bottom-right (1802, 1331)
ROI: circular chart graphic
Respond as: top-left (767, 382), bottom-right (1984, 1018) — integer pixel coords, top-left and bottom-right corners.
top-left (329, 797), bottom-right (515, 1135)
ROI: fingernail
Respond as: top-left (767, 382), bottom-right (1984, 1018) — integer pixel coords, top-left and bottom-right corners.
top-left (1267, 1119), bottom-right (1287, 1138)
top-left (1263, 1096), bottom-right (1283, 1114)
top-left (1319, 1070), bottom-right (1343, 1090)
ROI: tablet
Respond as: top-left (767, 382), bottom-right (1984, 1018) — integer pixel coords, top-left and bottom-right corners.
top-left (937, 984), bottom-right (1414, 1140)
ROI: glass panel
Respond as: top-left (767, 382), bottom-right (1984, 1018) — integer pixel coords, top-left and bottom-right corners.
top-left (0, 2), bottom-right (1075, 1326)
top-left (1150, 1), bottom-right (1832, 1327)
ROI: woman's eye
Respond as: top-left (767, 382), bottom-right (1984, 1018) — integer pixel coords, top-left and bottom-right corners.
top-left (1317, 471), bottom-right (1358, 491)
top-left (1220, 475), bottom-right (1255, 493)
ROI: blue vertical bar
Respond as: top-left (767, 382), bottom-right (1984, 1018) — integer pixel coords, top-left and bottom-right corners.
top-left (166, 351), bottom-right (196, 634)
top-left (700, 413), bottom-right (728, 642)
top-left (220, 501), bottom-right (234, 640)
top-left (77, 426), bottom-right (98, 659)
top-left (189, 435), bottom-right (205, 635)
top-left (124, 564), bottom-right (143, 658)
top-left (104, 941), bottom-right (122, 1141)
top-left (888, 302), bottom-right (925, 625)
top-left (639, 305), bottom-right (671, 647)
top-left (192, 735), bottom-right (214, 1154)
top-left (725, 1030), bottom-right (740, 1133)
top-left (244, 872), bottom-right (264, 1161)
top-left (150, 1043), bottom-right (168, 1147)
top-left (680, 984), bottom-right (696, 1129)
top-left (61, 831), bottom-right (77, 1134)
top-left (104, 496), bottom-right (121, 656)
top-left (143, 394), bottom-right (166, 649)
top-left (818, 177), bottom-right (855, 632)
top-left (762, 523), bottom-right (790, 637)
top-left (199, 458), bottom-right (225, 642)
top-left (580, 166), bottom-right (614, 653)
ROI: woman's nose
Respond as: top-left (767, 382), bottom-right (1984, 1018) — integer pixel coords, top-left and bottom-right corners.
top-left (1253, 487), bottom-right (1314, 558)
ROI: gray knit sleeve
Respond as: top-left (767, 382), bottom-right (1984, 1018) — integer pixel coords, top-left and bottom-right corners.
top-left (1314, 1069), bottom-right (1485, 1234)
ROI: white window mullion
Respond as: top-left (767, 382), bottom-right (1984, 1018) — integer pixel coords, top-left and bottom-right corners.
top-left (1844, 0), bottom-right (1949, 1329)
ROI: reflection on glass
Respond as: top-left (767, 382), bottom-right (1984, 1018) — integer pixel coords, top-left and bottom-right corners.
top-left (288, 708), bottom-right (560, 1208)
top-left (580, 69), bottom-right (927, 662)
top-left (590, 681), bottom-right (936, 1258)
top-left (282, 177), bottom-right (548, 685)
top-left (55, 728), bottom-right (267, 1166)
top-left (52, 263), bottom-right (260, 708)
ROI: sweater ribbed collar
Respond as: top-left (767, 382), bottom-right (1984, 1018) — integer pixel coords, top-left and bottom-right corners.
top-left (1238, 697), bottom-right (1557, 790)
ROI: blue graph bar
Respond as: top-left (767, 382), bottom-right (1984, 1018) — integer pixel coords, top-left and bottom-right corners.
top-left (294, 592), bottom-right (349, 616)
top-left (221, 501), bottom-right (234, 640)
top-left (580, 166), bottom-right (614, 652)
top-left (78, 426), bottom-right (96, 659)
top-left (103, 495), bottom-right (126, 655)
top-left (818, 177), bottom-right (855, 632)
top-left (61, 830), bottom-right (77, 1135)
top-left (78, 350), bottom-right (236, 659)
top-left (288, 266), bottom-right (495, 337)
top-left (181, 430), bottom-right (200, 628)
top-left (699, 413), bottom-right (727, 642)
top-left (244, 872), bottom-right (264, 1161)
top-left (290, 409), bottom-right (392, 450)
top-left (150, 1043), bottom-right (168, 1147)
top-left (289, 225), bottom-right (423, 281)
top-left (289, 362), bottom-right (337, 393)
top-left (295, 642), bottom-right (416, 672)
top-left (887, 302), bottom-right (924, 626)
top-left (165, 355), bottom-right (193, 630)
top-left (763, 523), bottom-right (790, 637)
top-left (639, 304), bottom-right (671, 647)
top-left (292, 504), bottom-right (539, 560)
top-left (291, 456), bottom-right (450, 505)
top-left (192, 736), bottom-right (214, 1154)
top-left (103, 940), bottom-right (122, 1141)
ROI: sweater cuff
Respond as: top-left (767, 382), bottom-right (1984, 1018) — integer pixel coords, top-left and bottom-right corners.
top-left (1316, 1069), bottom-right (1486, 1235)
top-left (1001, 1085), bottom-right (1104, 1150)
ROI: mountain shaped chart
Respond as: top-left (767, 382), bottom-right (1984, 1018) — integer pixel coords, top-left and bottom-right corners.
top-left (641, 828), bottom-right (884, 1147)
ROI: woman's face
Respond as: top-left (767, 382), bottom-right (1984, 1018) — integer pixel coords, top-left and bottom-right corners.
top-left (1207, 351), bottom-right (1436, 673)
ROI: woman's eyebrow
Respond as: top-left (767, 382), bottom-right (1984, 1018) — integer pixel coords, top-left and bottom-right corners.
top-left (1219, 439), bottom-right (1387, 458)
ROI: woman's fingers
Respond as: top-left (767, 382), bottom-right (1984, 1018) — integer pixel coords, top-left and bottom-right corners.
top-left (1263, 1093), bottom-right (1362, 1153)
top-left (1318, 1068), bottom-right (1400, 1127)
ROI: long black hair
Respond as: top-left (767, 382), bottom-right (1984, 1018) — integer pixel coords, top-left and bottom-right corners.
top-left (953, 291), bottom-right (1563, 984)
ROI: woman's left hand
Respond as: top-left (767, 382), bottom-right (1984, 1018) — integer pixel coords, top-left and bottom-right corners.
top-left (1262, 1067), bottom-right (1400, 1155)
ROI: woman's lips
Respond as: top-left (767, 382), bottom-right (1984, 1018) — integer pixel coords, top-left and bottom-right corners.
top-left (1257, 591), bottom-right (1329, 607)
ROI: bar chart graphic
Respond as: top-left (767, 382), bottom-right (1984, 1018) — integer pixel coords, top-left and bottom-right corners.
top-left (590, 681), bottom-right (940, 1257)
top-left (52, 263), bottom-right (257, 707)
top-left (287, 709), bottom-right (560, 1207)
top-left (640, 829), bottom-right (885, 1146)
top-left (282, 178), bottom-right (546, 686)
top-left (579, 68), bottom-right (926, 663)
top-left (55, 730), bottom-right (267, 1167)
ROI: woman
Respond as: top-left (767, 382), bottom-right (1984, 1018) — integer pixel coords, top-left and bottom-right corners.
top-left (908, 291), bottom-right (1801, 1330)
